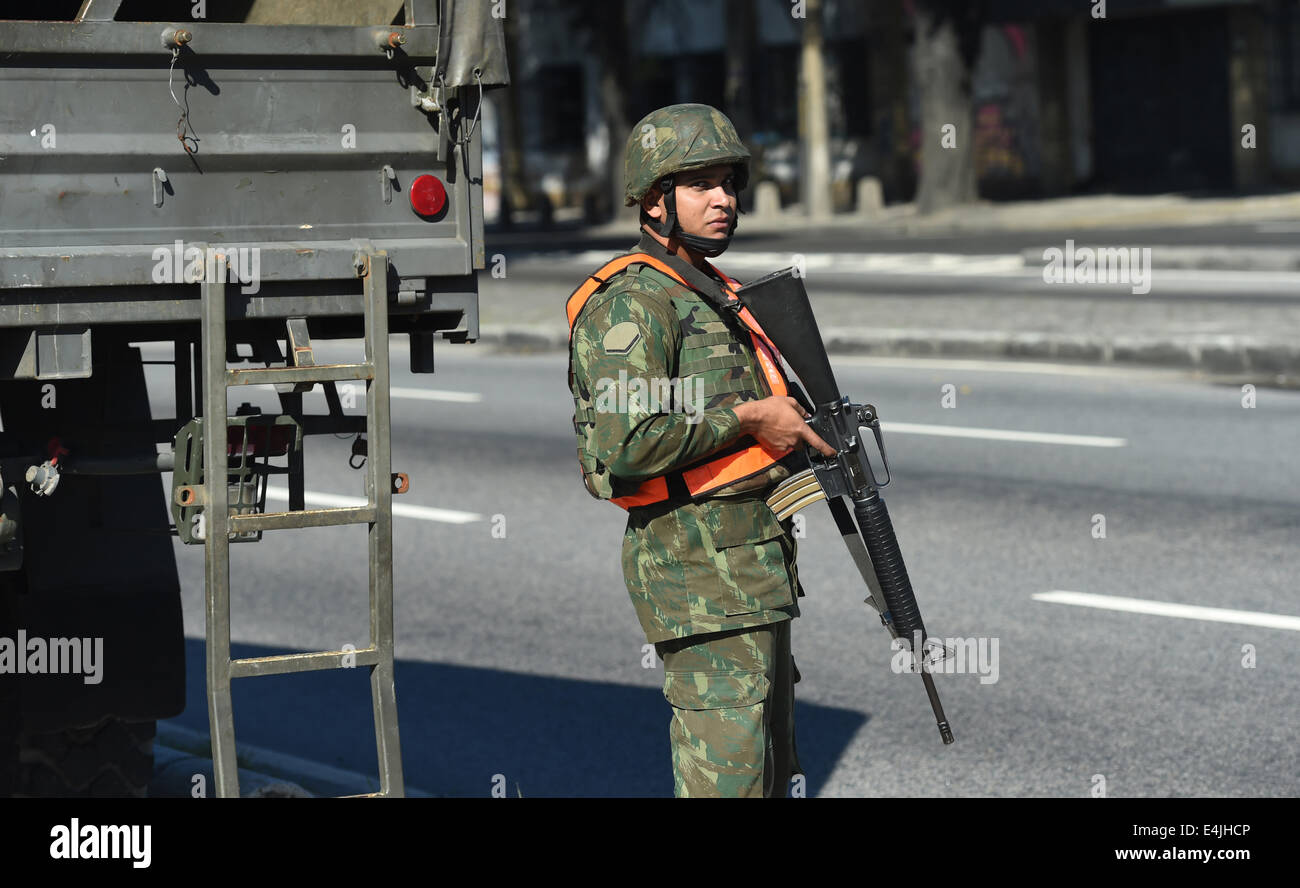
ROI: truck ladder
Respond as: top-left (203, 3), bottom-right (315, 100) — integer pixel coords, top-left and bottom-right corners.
top-left (198, 246), bottom-right (404, 798)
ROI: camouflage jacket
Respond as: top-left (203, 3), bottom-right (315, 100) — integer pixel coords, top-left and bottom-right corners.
top-left (568, 231), bottom-right (801, 643)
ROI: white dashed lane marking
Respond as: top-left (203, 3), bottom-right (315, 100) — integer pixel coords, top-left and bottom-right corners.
top-left (390, 387), bottom-right (482, 403)
top-left (569, 250), bottom-right (1028, 276)
top-left (1034, 590), bottom-right (1300, 631)
top-left (253, 384), bottom-right (482, 403)
top-left (265, 487), bottom-right (482, 525)
top-left (882, 421), bottom-right (1127, 448)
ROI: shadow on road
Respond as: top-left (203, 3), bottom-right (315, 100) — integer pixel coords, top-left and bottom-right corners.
top-left (165, 639), bottom-right (868, 797)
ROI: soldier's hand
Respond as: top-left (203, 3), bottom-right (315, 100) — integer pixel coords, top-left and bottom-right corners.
top-left (733, 396), bottom-right (836, 457)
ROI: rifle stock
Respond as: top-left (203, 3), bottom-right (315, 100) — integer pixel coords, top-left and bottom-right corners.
top-left (735, 268), bottom-right (841, 407)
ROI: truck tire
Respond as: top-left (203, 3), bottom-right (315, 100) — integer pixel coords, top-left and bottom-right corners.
top-left (12, 717), bottom-right (155, 798)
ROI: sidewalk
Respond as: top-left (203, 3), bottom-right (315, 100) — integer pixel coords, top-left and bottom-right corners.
top-left (477, 191), bottom-right (1300, 386)
top-left (808, 190), bottom-right (1300, 235)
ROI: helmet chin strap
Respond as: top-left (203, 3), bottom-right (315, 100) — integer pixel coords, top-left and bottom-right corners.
top-left (653, 174), bottom-right (736, 259)
top-left (676, 225), bottom-right (735, 258)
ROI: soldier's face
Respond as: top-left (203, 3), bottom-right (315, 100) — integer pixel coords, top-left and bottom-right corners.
top-left (645, 164), bottom-right (738, 239)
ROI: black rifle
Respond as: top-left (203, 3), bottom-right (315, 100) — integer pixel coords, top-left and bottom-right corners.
top-left (737, 267), bottom-right (955, 745)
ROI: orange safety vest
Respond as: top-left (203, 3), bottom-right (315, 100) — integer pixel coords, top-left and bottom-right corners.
top-left (566, 252), bottom-right (791, 509)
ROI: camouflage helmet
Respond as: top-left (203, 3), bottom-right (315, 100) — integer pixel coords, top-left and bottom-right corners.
top-left (624, 104), bottom-right (750, 207)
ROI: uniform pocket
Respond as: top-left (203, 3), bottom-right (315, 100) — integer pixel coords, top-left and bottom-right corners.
top-left (663, 669), bottom-right (770, 710)
top-left (703, 500), bottom-right (795, 616)
top-left (662, 668), bottom-right (771, 797)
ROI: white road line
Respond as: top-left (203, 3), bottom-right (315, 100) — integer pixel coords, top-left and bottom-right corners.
top-left (881, 421), bottom-right (1127, 447)
top-left (265, 487), bottom-right (482, 525)
top-left (1033, 590), bottom-right (1300, 631)
top-left (389, 387), bottom-right (482, 403)
top-left (830, 355), bottom-right (1194, 380)
top-left (566, 250), bottom-right (1300, 281)
top-left (568, 250), bottom-right (1027, 276)
top-left (250, 383), bottom-right (482, 403)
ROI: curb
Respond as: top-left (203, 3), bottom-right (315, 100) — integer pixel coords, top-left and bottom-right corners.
top-left (152, 722), bottom-right (434, 799)
top-left (821, 330), bottom-right (1300, 382)
top-left (476, 325), bottom-right (1300, 383)
top-left (487, 196), bottom-right (1300, 255)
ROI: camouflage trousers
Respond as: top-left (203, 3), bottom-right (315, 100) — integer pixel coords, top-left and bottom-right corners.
top-left (655, 621), bottom-right (801, 798)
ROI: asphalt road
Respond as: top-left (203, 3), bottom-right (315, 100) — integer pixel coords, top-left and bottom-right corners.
top-left (152, 343), bottom-right (1300, 797)
top-left (475, 252), bottom-right (1300, 386)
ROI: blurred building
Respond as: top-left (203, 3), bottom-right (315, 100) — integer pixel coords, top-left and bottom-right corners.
top-left (1015, 0), bottom-right (1280, 193)
top-left (486, 0), bottom-right (1296, 220)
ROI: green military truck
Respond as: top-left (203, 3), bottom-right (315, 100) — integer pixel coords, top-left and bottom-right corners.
top-left (0, 0), bottom-right (505, 797)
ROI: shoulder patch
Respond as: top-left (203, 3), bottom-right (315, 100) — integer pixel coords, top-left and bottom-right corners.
top-left (602, 321), bottom-right (642, 355)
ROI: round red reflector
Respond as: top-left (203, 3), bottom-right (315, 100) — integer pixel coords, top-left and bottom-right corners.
top-left (409, 174), bottom-right (447, 217)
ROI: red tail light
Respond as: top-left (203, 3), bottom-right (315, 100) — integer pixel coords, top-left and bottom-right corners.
top-left (409, 174), bottom-right (448, 217)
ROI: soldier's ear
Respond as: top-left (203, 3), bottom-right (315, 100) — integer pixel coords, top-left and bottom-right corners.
top-left (641, 188), bottom-right (664, 221)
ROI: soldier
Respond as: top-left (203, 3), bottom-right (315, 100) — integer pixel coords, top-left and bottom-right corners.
top-left (566, 104), bottom-right (835, 797)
